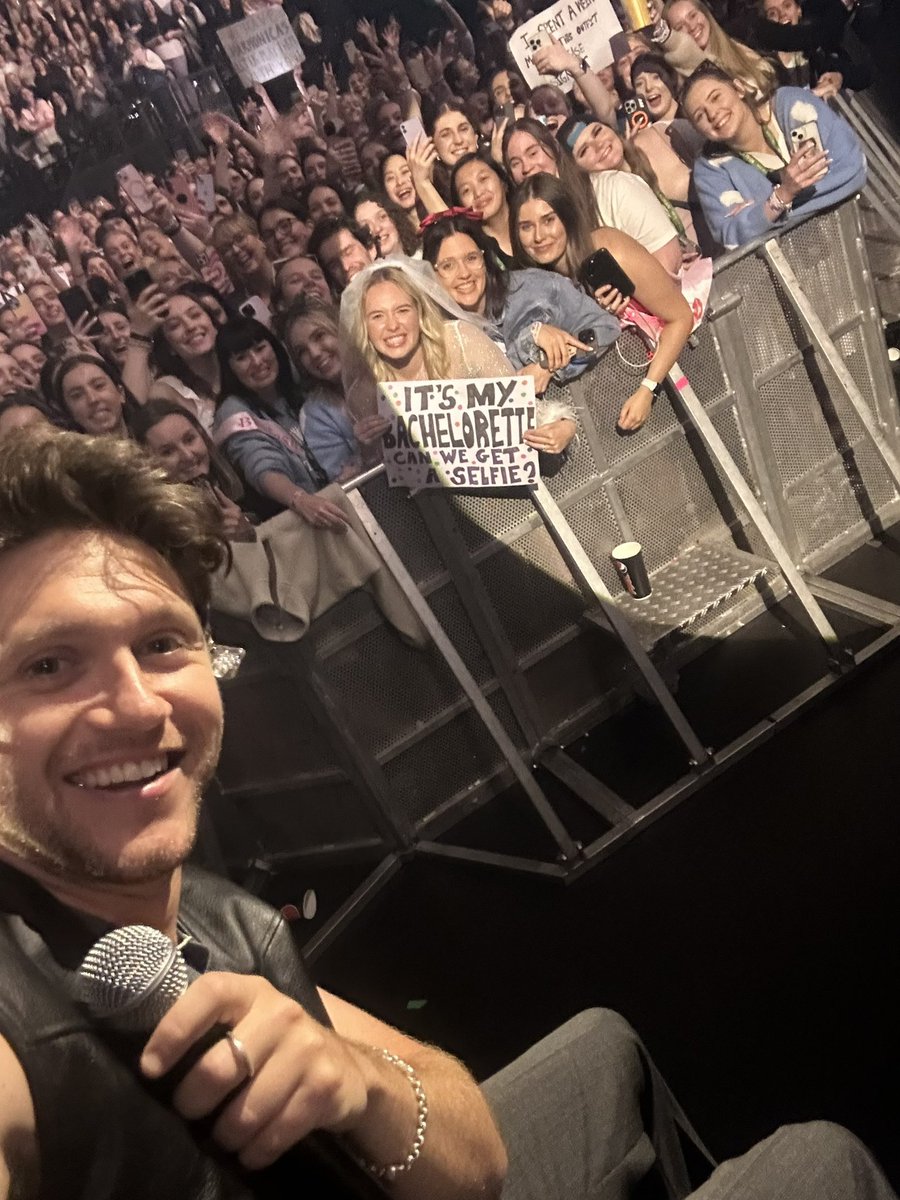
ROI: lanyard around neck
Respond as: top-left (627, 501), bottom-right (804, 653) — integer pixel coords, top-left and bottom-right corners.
top-left (735, 120), bottom-right (788, 176)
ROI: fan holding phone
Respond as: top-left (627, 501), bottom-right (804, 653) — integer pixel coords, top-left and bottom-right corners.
top-left (682, 67), bottom-right (866, 250)
top-left (510, 173), bottom-right (693, 432)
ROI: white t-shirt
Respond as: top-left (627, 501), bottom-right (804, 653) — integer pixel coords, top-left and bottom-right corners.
top-left (590, 171), bottom-right (677, 255)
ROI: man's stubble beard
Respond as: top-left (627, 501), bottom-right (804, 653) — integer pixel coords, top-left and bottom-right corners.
top-left (0, 728), bottom-right (222, 886)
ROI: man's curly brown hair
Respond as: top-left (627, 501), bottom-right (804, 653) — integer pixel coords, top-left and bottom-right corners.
top-left (0, 428), bottom-right (229, 617)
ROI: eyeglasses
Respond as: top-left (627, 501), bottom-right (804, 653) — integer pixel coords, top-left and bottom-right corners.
top-left (434, 249), bottom-right (484, 280)
top-left (263, 215), bottom-right (296, 241)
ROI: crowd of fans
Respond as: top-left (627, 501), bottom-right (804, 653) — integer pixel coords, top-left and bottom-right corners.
top-left (0, 0), bottom-right (874, 540)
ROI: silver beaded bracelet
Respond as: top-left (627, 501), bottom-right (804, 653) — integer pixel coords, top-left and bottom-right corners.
top-left (354, 1049), bottom-right (428, 1183)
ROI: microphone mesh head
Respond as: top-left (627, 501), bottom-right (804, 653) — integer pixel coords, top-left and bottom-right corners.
top-left (78, 924), bottom-right (189, 1031)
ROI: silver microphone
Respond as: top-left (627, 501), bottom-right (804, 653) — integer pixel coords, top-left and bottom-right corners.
top-left (78, 923), bottom-right (193, 1030)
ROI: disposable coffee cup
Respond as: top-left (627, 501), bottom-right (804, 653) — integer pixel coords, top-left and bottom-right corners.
top-left (611, 541), bottom-right (652, 600)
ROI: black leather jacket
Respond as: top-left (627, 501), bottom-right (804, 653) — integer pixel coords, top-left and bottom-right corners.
top-left (0, 861), bottom-right (365, 1199)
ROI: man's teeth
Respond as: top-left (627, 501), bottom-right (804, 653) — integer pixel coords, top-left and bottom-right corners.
top-left (75, 756), bottom-right (169, 789)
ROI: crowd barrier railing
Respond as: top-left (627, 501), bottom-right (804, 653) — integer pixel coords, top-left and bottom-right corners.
top-left (210, 198), bottom-right (900, 955)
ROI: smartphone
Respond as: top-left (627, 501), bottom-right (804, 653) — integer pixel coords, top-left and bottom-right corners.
top-left (579, 248), bottom-right (635, 298)
top-left (527, 31), bottom-right (545, 52)
top-left (500, 100), bottom-right (516, 122)
top-left (115, 164), bottom-right (154, 215)
top-left (343, 38), bottom-right (359, 64)
top-left (790, 120), bottom-right (823, 154)
top-left (400, 117), bottom-right (426, 147)
top-left (195, 171), bottom-right (216, 215)
top-left (623, 96), bottom-right (650, 131)
top-left (239, 295), bottom-right (272, 327)
top-left (58, 286), bottom-right (95, 326)
top-left (123, 267), bottom-right (153, 302)
top-left (86, 275), bottom-right (114, 306)
top-left (166, 169), bottom-right (202, 214)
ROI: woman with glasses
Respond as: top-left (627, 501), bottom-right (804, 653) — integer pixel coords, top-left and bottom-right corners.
top-left (257, 201), bottom-right (311, 263)
top-left (422, 213), bottom-right (619, 398)
top-left (211, 214), bottom-right (275, 306)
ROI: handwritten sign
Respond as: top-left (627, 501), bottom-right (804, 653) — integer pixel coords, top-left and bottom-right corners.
top-left (218, 8), bottom-right (304, 87)
top-left (377, 376), bottom-right (539, 491)
top-left (510, 0), bottom-right (622, 92)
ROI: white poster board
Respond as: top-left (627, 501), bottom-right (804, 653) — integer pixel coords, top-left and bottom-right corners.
top-left (377, 376), bottom-right (540, 491)
top-left (218, 9), bottom-right (304, 87)
top-left (510, 0), bottom-right (623, 92)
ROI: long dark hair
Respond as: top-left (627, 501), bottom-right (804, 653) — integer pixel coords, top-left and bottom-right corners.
top-left (48, 352), bottom-right (141, 432)
top-left (150, 284), bottom-right (223, 401)
top-left (509, 173), bottom-right (595, 280)
top-left (501, 117), bottom-right (596, 226)
top-left (215, 316), bottom-right (300, 411)
top-left (353, 189), bottom-right (420, 256)
top-left (131, 397), bottom-right (243, 501)
top-left (421, 215), bottom-right (509, 322)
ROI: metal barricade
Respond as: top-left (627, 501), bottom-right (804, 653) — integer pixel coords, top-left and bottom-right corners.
top-left (212, 199), bottom-right (900, 949)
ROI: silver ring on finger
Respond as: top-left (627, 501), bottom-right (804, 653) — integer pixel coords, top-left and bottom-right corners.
top-left (224, 1030), bottom-right (255, 1081)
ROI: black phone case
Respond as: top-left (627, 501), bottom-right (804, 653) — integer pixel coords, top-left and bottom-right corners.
top-left (579, 249), bottom-right (634, 298)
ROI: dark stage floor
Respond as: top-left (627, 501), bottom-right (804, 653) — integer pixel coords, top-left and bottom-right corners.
top-left (249, 528), bottom-right (900, 1186)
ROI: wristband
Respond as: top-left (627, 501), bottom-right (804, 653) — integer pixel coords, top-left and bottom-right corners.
top-left (572, 56), bottom-right (590, 77)
top-left (639, 377), bottom-right (661, 396)
top-left (769, 185), bottom-right (792, 214)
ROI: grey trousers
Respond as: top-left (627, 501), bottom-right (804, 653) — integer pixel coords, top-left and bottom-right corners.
top-left (481, 1009), bottom-right (896, 1200)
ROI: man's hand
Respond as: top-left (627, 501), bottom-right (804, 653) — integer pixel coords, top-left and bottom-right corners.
top-left (140, 973), bottom-right (369, 1169)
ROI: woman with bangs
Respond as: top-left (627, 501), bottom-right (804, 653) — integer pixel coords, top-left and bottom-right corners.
top-left (510, 173), bottom-right (693, 432)
top-left (123, 282), bottom-right (224, 432)
top-left (665, 0), bottom-right (779, 98)
top-left (212, 315), bottom-right (349, 529)
top-left (342, 260), bottom-right (578, 456)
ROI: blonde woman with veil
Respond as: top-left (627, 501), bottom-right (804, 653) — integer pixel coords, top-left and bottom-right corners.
top-left (340, 257), bottom-right (579, 458)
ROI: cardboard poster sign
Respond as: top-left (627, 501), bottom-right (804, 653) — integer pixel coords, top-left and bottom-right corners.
top-left (218, 9), bottom-right (304, 87)
top-left (510, 0), bottom-right (622, 92)
top-left (377, 375), bottom-right (540, 491)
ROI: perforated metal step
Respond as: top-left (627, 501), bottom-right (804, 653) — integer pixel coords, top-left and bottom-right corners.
top-left (584, 542), bottom-right (779, 649)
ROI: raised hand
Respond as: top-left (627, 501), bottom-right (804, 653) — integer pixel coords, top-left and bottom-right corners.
top-left (779, 141), bottom-right (829, 201)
